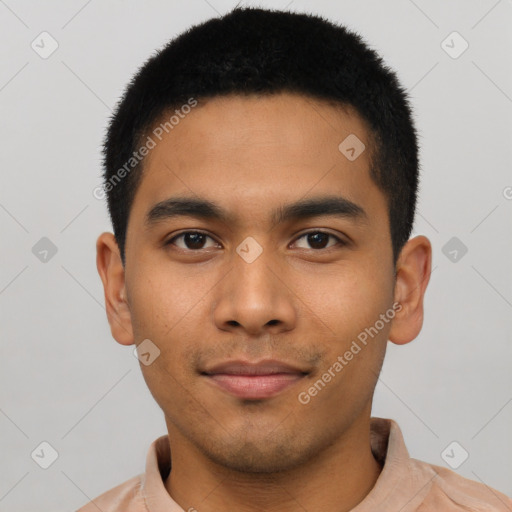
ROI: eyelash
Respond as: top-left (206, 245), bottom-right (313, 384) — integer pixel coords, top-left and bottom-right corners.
top-left (164, 230), bottom-right (346, 252)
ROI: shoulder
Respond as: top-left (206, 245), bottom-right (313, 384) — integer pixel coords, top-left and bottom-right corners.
top-left (76, 473), bottom-right (147, 512)
top-left (409, 458), bottom-right (512, 511)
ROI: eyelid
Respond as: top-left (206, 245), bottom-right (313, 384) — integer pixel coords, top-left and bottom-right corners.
top-left (165, 230), bottom-right (219, 248)
top-left (290, 229), bottom-right (347, 250)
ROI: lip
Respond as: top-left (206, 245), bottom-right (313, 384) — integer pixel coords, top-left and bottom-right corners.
top-left (202, 359), bottom-right (308, 400)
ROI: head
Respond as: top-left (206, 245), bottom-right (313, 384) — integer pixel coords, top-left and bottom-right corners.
top-left (96, 7), bottom-right (431, 473)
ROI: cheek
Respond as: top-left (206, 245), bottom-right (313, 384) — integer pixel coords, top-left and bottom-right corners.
top-left (302, 260), bottom-right (393, 400)
top-left (127, 262), bottom-right (215, 377)
top-left (128, 259), bottom-right (203, 337)
top-left (299, 268), bottom-right (392, 406)
top-left (128, 272), bottom-right (204, 410)
top-left (303, 261), bottom-right (393, 341)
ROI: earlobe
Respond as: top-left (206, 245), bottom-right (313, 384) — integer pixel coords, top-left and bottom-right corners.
top-left (96, 232), bottom-right (135, 346)
top-left (388, 235), bottom-right (432, 346)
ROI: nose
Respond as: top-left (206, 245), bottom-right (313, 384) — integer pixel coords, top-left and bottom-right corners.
top-left (212, 245), bottom-right (298, 337)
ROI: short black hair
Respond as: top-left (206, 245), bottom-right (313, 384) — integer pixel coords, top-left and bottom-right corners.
top-left (102, 6), bottom-right (419, 266)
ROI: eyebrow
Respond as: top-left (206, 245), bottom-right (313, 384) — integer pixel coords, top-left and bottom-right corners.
top-left (144, 195), bottom-right (368, 229)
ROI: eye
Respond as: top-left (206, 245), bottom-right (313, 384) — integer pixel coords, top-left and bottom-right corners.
top-left (165, 230), bottom-right (346, 252)
top-left (165, 231), bottom-right (219, 251)
top-left (292, 230), bottom-right (345, 250)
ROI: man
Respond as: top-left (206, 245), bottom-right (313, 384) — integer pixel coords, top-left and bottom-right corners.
top-left (79, 6), bottom-right (512, 511)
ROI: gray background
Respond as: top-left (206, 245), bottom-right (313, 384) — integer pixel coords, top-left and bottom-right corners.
top-left (1, 0), bottom-right (511, 510)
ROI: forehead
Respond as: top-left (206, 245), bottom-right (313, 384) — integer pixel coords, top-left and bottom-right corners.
top-left (129, 93), bottom-right (386, 230)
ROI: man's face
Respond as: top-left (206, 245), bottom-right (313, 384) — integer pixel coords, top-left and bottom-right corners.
top-left (122, 93), bottom-right (396, 472)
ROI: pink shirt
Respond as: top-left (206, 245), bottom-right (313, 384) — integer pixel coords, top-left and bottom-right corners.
top-left (76, 417), bottom-right (511, 511)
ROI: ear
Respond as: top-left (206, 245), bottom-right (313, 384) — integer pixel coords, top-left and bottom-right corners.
top-left (96, 232), bottom-right (135, 346)
top-left (388, 235), bottom-right (432, 345)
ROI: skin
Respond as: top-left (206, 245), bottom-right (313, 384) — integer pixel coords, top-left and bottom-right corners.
top-left (96, 93), bottom-right (431, 512)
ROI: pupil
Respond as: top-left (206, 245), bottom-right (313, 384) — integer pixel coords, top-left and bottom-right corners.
top-left (309, 233), bottom-right (328, 249)
top-left (186, 233), bottom-right (205, 249)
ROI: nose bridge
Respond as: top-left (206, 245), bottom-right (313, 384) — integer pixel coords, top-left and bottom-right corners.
top-left (235, 240), bottom-right (275, 296)
top-left (213, 236), bottom-right (296, 334)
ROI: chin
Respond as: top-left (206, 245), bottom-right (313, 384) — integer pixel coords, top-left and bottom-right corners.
top-left (199, 430), bottom-right (318, 474)
top-left (211, 447), bottom-right (300, 474)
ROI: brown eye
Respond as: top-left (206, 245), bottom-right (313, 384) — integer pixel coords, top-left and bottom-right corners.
top-left (293, 231), bottom-right (344, 250)
top-left (166, 231), bottom-right (218, 250)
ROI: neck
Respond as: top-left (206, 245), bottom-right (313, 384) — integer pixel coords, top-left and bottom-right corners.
top-left (164, 413), bottom-right (382, 512)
